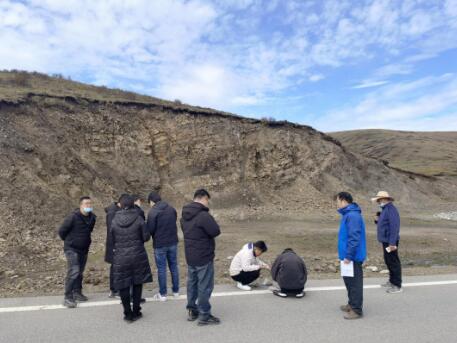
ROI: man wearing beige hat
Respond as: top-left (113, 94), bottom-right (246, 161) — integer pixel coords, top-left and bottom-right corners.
top-left (372, 191), bottom-right (402, 294)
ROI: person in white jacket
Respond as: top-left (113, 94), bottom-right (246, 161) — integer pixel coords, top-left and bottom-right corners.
top-left (229, 241), bottom-right (269, 291)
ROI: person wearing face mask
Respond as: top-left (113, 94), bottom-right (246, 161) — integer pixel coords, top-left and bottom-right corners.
top-left (371, 191), bottom-right (402, 294)
top-left (58, 196), bottom-right (97, 308)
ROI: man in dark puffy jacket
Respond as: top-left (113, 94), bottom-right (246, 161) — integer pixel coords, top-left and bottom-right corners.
top-left (111, 195), bottom-right (152, 323)
top-left (271, 248), bottom-right (307, 298)
top-left (181, 189), bottom-right (221, 326)
top-left (58, 196), bottom-right (96, 308)
top-left (147, 191), bottom-right (179, 301)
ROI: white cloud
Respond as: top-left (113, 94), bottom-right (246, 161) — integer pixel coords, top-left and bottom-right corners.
top-left (352, 80), bottom-right (390, 89)
top-left (317, 73), bottom-right (457, 132)
top-left (309, 74), bottom-right (325, 82)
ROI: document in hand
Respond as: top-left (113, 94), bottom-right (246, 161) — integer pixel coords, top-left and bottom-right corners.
top-left (340, 260), bottom-right (354, 277)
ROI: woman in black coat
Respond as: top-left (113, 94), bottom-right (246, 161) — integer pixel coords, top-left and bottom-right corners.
top-left (110, 195), bottom-right (152, 322)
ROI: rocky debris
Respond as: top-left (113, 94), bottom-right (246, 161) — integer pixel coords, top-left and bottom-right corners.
top-left (379, 269), bottom-right (389, 274)
top-left (434, 212), bottom-right (457, 221)
top-left (366, 266), bottom-right (379, 272)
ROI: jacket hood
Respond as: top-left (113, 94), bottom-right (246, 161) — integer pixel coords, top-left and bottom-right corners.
top-left (105, 202), bottom-right (119, 214)
top-left (182, 202), bottom-right (208, 221)
top-left (338, 202), bottom-right (362, 215)
top-left (154, 201), bottom-right (169, 211)
top-left (115, 208), bottom-right (139, 227)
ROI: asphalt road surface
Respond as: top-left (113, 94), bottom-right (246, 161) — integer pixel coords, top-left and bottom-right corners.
top-left (1, 274), bottom-right (457, 343)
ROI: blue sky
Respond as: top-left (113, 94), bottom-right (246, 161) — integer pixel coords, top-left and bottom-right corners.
top-left (1, 0), bottom-right (457, 131)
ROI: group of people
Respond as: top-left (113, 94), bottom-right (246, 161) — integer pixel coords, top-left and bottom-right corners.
top-left (57, 187), bottom-right (402, 323)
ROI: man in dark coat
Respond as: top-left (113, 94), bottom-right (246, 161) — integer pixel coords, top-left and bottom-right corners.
top-left (147, 191), bottom-right (179, 301)
top-left (111, 195), bottom-right (152, 323)
top-left (105, 195), bottom-right (123, 298)
top-left (181, 189), bottom-right (221, 326)
top-left (372, 191), bottom-right (402, 293)
top-left (271, 248), bottom-right (307, 298)
top-left (133, 194), bottom-right (145, 221)
top-left (58, 196), bottom-right (96, 308)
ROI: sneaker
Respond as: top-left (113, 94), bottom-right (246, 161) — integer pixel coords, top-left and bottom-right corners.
top-left (152, 293), bottom-right (167, 301)
top-left (273, 290), bottom-right (287, 298)
top-left (73, 292), bottom-right (88, 302)
top-left (173, 292), bottom-right (180, 299)
top-left (386, 286), bottom-right (403, 294)
top-left (236, 282), bottom-right (252, 291)
top-left (340, 304), bottom-right (351, 312)
top-left (295, 292), bottom-right (305, 298)
top-left (381, 281), bottom-right (392, 288)
top-left (63, 298), bottom-right (77, 308)
top-left (187, 309), bottom-right (199, 321)
top-left (344, 309), bottom-right (362, 320)
top-left (198, 315), bottom-right (221, 326)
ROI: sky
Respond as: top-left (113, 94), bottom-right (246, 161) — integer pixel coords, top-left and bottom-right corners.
top-left (1, 0), bottom-right (457, 132)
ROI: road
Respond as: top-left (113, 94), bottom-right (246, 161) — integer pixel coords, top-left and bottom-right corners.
top-left (1, 274), bottom-right (457, 343)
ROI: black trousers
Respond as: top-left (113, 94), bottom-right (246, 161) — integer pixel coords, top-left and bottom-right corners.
top-left (280, 288), bottom-right (304, 295)
top-left (120, 284), bottom-right (142, 316)
top-left (343, 262), bottom-right (363, 315)
top-left (231, 269), bottom-right (260, 285)
top-left (383, 242), bottom-right (402, 287)
top-left (64, 249), bottom-right (88, 299)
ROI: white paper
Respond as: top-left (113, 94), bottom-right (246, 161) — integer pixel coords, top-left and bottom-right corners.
top-left (340, 260), bottom-right (354, 277)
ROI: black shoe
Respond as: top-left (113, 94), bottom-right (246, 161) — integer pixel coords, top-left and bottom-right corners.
top-left (132, 312), bottom-right (143, 321)
top-left (198, 315), bottom-right (221, 326)
top-left (63, 298), bottom-right (77, 308)
top-left (273, 290), bottom-right (287, 298)
top-left (73, 292), bottom-right (88, 302)
top-left (187, 309), bottom-right (199, 321)
top-left (123, 313), bottom-right (134, 323)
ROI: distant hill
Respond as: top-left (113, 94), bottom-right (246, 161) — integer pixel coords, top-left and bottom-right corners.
top-left (331, 129), bottom-right (457, 177)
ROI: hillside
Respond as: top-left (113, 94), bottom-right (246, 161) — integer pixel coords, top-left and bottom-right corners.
top-left (1, 71), bottom-right (456, 295)
top-left (331, 129), bottom-right (457, 177)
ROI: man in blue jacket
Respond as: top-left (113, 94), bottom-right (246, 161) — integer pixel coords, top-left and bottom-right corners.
top-left (336, 192), bottom-right (367, 320)
top-left (372, 191), bottom-right (402, 293)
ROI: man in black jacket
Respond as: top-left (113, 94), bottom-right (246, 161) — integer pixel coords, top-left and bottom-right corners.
top-left (133, 194), bottom-right (145, 221)
top-left (181, 189), bottom-right (221, 326)
top-left (271, 248), bottom-right (307, 298)
top-left (147, 192), bottom-right (179, 301)
top-left (58, 196), bottom-right (96, 308)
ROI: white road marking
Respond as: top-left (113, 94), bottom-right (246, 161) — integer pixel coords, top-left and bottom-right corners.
top-left (1, 280), bottom-right (456, 313)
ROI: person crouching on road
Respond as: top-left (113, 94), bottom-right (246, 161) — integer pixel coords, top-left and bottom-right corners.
top-left (111, 194), bottom-right (152, 323)
top-left (229, 241), bottom-right (269, 291)
top-left (271, 248), bottom-right (307, 298)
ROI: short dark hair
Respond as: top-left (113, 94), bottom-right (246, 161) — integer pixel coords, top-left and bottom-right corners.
top-left (118, 193), bottom-right (130, 204)
top-left (194, 189), bottom-right (211, 200)
top-left (336, 192), bottom-right (353, 203)
top-left (148, 191), bottom-right (161, 203)
top-left (79, 196), bottom-right (91, 203)
top-left (119, 194), bottom-right (134, 209)
top-left (253, 240), bottom-right (268, 252)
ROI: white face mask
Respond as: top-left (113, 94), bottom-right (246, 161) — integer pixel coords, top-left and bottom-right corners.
top-left (379, 202), bottom-right (387, 208)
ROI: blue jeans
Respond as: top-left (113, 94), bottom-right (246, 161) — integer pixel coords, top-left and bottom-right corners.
top-left (154, 244), bottom-right (180, 296)
top-left (186, 261), bottom-right (214, 320)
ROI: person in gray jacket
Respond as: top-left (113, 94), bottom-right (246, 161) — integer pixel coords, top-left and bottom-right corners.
top-left (271, 248), bottom-right (307, 298)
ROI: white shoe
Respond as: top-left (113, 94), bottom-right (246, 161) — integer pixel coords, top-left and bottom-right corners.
top-left (152, 293), bottom-right (167, 301)
top-left (173, 292), bottom-right (180, 299)
top-left (236, 282), bottom-right (252, 291)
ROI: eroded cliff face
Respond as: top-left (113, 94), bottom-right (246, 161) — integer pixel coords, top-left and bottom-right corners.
top-left (1, 90), bottom-right (456, 295)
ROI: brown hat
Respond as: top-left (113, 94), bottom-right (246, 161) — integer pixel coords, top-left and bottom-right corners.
top-left (371, 191), bottom-right (394, 202)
